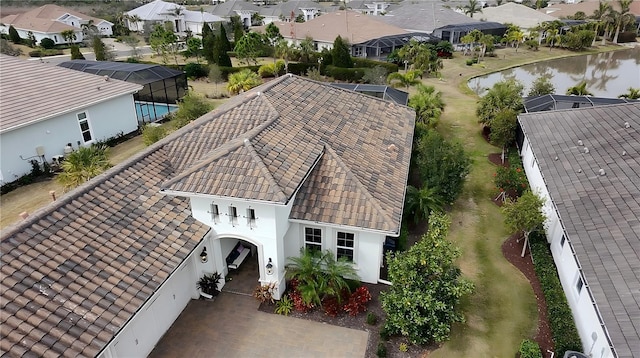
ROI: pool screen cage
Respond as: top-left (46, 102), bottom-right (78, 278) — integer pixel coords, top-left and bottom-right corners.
top-left (58, 60), bottom-right (187, 123)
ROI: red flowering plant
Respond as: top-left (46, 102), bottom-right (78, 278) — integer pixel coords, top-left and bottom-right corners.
top-left (343, 286), bottom-right (372, 317)
top-left (494, 165), bottom-right (528, 198)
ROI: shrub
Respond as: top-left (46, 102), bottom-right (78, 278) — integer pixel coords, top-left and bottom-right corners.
top-left (352, 57), bottom-right (398, 73)
top-left (617, 31), bottom-right (637, 43)
top-left (28, 49), bottom-right (63, 57)
top-left (525, 39), bottom-right (539, 51)
top-left (466, 59), bottom-right (474, 66)
top-left (141, 125), bottom-right (167, 146)
top-left (325, 65), bottom-right (365, 82)
top-left (171, 91), bottom-right (213, 129)
top-left (494, 166), bottom-right (528, 198)
top-left (258, 63), bottom-right (277, 78)
top-left (8, 25), bottom-right (21, 44)
top-left (376, 342), bottom-right (387, 358)
top-left (227, 69), bottom-right (262, 95)
top-left (29, 160), bottom-right (43, 177)
top-left (184, 62), bottom-right (208, 79)
top-left (57, 144), bottom-right (112, 190)
top-left (40, 37), bottom-right (55, 49)
top-left (70, 45), bottom-right (84, 60)
top-left (530, 232), bottom-right (582, 354)
top-left (253, 282), bottom-right (277, 304)
top-left (287, 62), bottom-right (317, 76)
top-left (322, 296), bottom-right (341, 317)
top-left (343, 286), bottom-right (372, 316)
top-left (0, 39), bottom-right (22, 56)
top-left (519, 339), bottom-right (542, 358)
top-left (275, 295), bottom-right (293, 316)
top-left (379, 324), bottom-right (390, 341)
top-left (366, 312), bottom-right (378, 325)
top-left (399, 343), bottom-right (408, 352)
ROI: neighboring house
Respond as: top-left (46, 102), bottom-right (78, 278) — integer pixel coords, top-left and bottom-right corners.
top-left (208, 0), bottom-right (262, 28)
top-left (0, 55), bottom-right (141, 185)
top-left (256, 11), bottom-right (436, 58)
top-left (347, 0), bottom-right (392, 16)
top-left (542, 0), bottom-right (640, 19)
top-left (0, 75), bottom-right (415, 357)
top-left (126, 0), bottom-right (225, 35)
top-left (432, 22), bottom-right (507, 44)
top-left (523, 94), bottom-right (639, 113)
top-left (0, 4), bottom-right (113, 46)
top-left (256, 0), bottom-right (334, 25)
top-left (478, 2), bottom-right (557, 30)
top-left (373, 1), bottom-right (482, 34)
top-left (518, 103), bottom-right (640, 358)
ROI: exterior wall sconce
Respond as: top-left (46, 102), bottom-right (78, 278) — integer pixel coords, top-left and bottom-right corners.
top-left (200, 247), bottom-right (208, 263)
top-left (266, 258), bottom-right (274, 275)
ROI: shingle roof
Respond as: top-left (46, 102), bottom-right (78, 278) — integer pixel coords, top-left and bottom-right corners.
top-left (258, 0), bottom-right (326, 18)
top-left (374, 1), bottom-right (481, 33)
top-left (162, 75), bottom-right (415, 233)
top-left (265, 10), bottom-right (408, 44)
top-left (0, 4), bottom-right (111, 33)
top-left (208, 0), bottom-right (261, 17)
top-left (0, 56), bottom-right (142, 134)
top-left (479, 2), bottom-right (557, 29)
top-left (518, 103), bottom-right (640, 358)
top-left (1, 75), bottom-right (413, 357)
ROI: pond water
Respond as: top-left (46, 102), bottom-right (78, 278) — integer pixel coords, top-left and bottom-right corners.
top-left (468, 47), bottom-right (640, 97)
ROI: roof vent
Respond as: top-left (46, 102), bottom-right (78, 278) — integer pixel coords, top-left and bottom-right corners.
top-left (577, 140), bottom-right (583, 146)
top-left (387, 144), bottom-right (397, 152)
top-left (554, 156), bottom-right (558, 161)
top-left (577, 168), bottom-right (582, 173)
top-left (104, 75), bottom-right (109, 81)
top-left (599, 169), bottom-right (605, 176)
top-left (624, 122), bottom-right (630, 128)
top-left (622, 150), bottom-right (627, 156)
top-left (583, 147), bottom-right (589, 154)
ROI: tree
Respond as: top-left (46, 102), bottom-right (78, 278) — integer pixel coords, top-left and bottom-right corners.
top-left (618, 87), bottom-right (640, 99)
top-left (476, 79), bottom-right (524, 127)
top-left (229, 15), bottom-right (244, 42)
top-left (92, 36), bottom-right (110, 61)
top-left (275, 39), bottom-right (295, 73)
top-left (251, 12), bottom-right (265, 26)
top-left (528, 76), bottom-right (555, 96)
top-left (57, 145), bottom-right (112, 190)
top-left (545, 28), bottom-right (562, 51)
top-left (381, 212), bottom-right (473, 345)
top-left (415, 131), bottom-right (471, 204)
top-left (122, 35), bottom-right (141, 60)
top-left (0, 39), bottom-right (22, 56)
top-left (398, 40), bottom-right (442, 75)
top-left (408, 84), bottom-right (445, 128)
top-left (503, 190), bottom-right (545, 257)
top-left (591, 1), bottom-right (611, 45)
top-left (60, 30), bottom-right (76, 47)
top-left (40, 37), bottom-right (55, 49)
top-left (506, 28), bottom-right (525, 52)
top-left (609, 0), bottom-right (635, 43)
top-left (202, 22), bottom-right (215, 63)
top-left (286, 248), bottom-right (358, 307)
top-left (214, 25), bottom-right (233, 67)
top-left (566, 81), bottom-right (593, 96)
top-left (362, 66), bottom-right (388, 85)
top-left (227, 69), bottom-right (262, 95)
top-left (463, 0), bottom-right (483, 18)
top-left (70, 45), bottom-right (85, 60)
top-left (331, 36), bottom-right (353, 68)
top-left (298, 36), bottom-right (315, 63)
top-left (404, 185), bottom-right (444, 224)
top-left (186, 37), bottom-right (202, 62)
top-left (171, 91), bottom-right (214, 129)
top-left (489, 109), bottom-right (518, 163)
top-left (208, 64), bottom-right (224, 94)
top-left (264, 22), bottom-right (283, 63)
top-left (129, 14), bottom-right (142, 32)
top-left (387, 70), bottom-right (422, 89)
top-left (234, 32), bottom-right (263, 65)
top-left (8, 25), bottom-right (21, 44)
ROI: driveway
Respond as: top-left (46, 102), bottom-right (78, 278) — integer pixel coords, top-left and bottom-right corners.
top-left (149, 293), bottom-right (369, 357)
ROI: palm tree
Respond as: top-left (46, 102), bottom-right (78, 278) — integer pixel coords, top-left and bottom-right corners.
top-left (387, 70), bottom-right (422, 89)
top-left (129, 14), bottom-right (142, 32)
top-left (545, 28), bottom-right (561, 51)
top-left (408, 84), bottom-right (445, 128)
top-left (298, 36), bottom-right (315, 63)
top-left (57, 145), bottom-right (111, 190)
top-left (463, 0), bottom-right (483, 18)
top-left (618, 87), bottom-right (640, 99)
top-left (227, 69), bottom-right (262, 95)
top-left (275, 39), bottom-right (294, 73)
top-left (566, 81), bottom-right (593, 96)
top-left (609, 0), bottom-right (636, 43)
top-left (60, 29), bottom-right (75, 46)
top-left (590, 1), bottom-right (611, 45)
top-left (506, 29), bottom-right (525, 52)
top-left (404, 185), bottom-right (444, 224)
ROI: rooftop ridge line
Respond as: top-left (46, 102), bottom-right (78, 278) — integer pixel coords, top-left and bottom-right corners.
top-left (242, 138), bottom-right (288, 203)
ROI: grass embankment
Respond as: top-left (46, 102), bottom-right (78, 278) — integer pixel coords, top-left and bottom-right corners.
top-left (0, 136), bottom-right (145, 230)
top-left (424, 45), bottom-right (620, 357)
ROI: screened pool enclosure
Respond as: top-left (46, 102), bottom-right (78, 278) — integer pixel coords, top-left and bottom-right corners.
top-left (59, 61), bottom-right (187, 123)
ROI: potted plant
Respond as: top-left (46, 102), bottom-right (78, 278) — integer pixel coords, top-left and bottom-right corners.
top-left (196, 272), bottom-right (222, 298)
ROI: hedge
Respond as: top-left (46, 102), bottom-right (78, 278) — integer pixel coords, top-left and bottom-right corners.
top-left (28, 49), bottom-right (63, 57)
top-left (530, 232), bottom-right (583, 355)
top-left (287, 62), bottom-right (317, 76)
top-left (324, 65), bottom-right (365, 82)
top-left (352, 57), bottom-right (398, 73)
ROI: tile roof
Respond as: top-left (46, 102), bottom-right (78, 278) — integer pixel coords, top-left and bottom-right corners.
top-left (0, 56), bottom-right (142, 134)
top-left (1, 75), bottom-right (413, 357)
top-left (208, 0), bottom-right (262, 17)
top-left (0, 4), bottom-right (111, 33)
top-left (265, 10), bottom-right (408, 44)
top-left (518, 103), bottom-right (640, 358)
top-left (541, 0), bottom-right (640, 18)
top-left (479, 2), bottom-right (557, 29)
top-left (374, 1), bottom-right (481, 33)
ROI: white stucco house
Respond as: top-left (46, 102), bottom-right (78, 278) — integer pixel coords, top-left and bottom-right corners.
top-left (0, 75), bottom-right (415, 357)
top-left (0, 55), bottom-right (141, 185)
top-left (0, 4), bottom-right (113, 46)
top-left (518, 103), bottom-right (640, 358)
top-left (126, 0), bottom-right (225, 35)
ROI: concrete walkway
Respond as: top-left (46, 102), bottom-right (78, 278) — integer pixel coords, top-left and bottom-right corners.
top-left (149, 293), bottom-right (368, 358)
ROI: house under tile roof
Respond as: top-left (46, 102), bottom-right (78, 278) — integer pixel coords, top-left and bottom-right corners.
top-left (518, 102), bottom-right (640, 357)
top-left (0, 4), bottom-right (111, 33)
top-left (374, 1), bottom-right (481, 33)
top-left (1, 75), bottom-right (414, 356)
top-left (479, 2), bottom-right (557, 29)
top-left (0, 56), bottom-right (142, 134)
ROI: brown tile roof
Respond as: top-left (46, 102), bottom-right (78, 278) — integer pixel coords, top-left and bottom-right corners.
top-left (1, 75), bottom-right (413, 357)
top-left (0, 4), bottom-right (110, 33)
top-left (162, 75), bottom-right (415, 233)
top-left (261, 10), bottom-right (408, 44)
top-left (0, 56), bottom-right (142, 134)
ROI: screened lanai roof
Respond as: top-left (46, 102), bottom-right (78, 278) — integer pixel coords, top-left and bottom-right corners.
top-left (357, 32), bottom-right (439, 48)
top-left (433, 22), bottom-right (507, 32)
top-left (58, 60), bottom-right (184, 85)
top-left (329, 83), bottom-right (409, 105)
top-left (524, 94), bottom-right (639, 113)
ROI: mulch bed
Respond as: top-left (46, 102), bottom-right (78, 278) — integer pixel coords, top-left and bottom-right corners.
top-left (501, 232), bottom-right (554, 355)
top-left (488, 152), bottom-right (510, 167)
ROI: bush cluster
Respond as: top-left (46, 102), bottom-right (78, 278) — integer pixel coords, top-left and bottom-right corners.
top-left (324, 65), bottom-right (365, 82)
top-left (519, 339), bottom-right (542, 358)
top-left (352, 57), bottom-right (398, 73)
top-left (530, 232), bottom-right (583, 354)
top-left (494, 165), bottom-right (528, 198)
top-left (28, 49), bottom-right (64, 57)
top-left (184, 62), bottom-right (208, 79)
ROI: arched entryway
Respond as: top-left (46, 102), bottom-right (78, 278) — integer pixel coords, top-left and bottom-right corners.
top-left (212, 235), bottom-right (264, 296)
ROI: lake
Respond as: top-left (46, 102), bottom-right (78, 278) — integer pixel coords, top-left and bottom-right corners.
top-left (468, 47), bottom-right (640, 97)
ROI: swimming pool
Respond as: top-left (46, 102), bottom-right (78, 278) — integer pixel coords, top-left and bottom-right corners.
top-left (135, 101), bottom-right (179, 123)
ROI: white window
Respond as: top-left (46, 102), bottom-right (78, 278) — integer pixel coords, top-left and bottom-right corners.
top-left (336, 231), bottom-right (355, 262)
top-left (304, 227), bottom-right (322, 252)
top-left (246, 208), bottom-right (256, 228)
top-left (228, 206), bottom-right (238, 225)
top-left (77, 112), bottom-right (93, 143)
top-left (209, 203), bottom-right (219, 223)
top-left (575, 276), bottom-right (584, 294)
